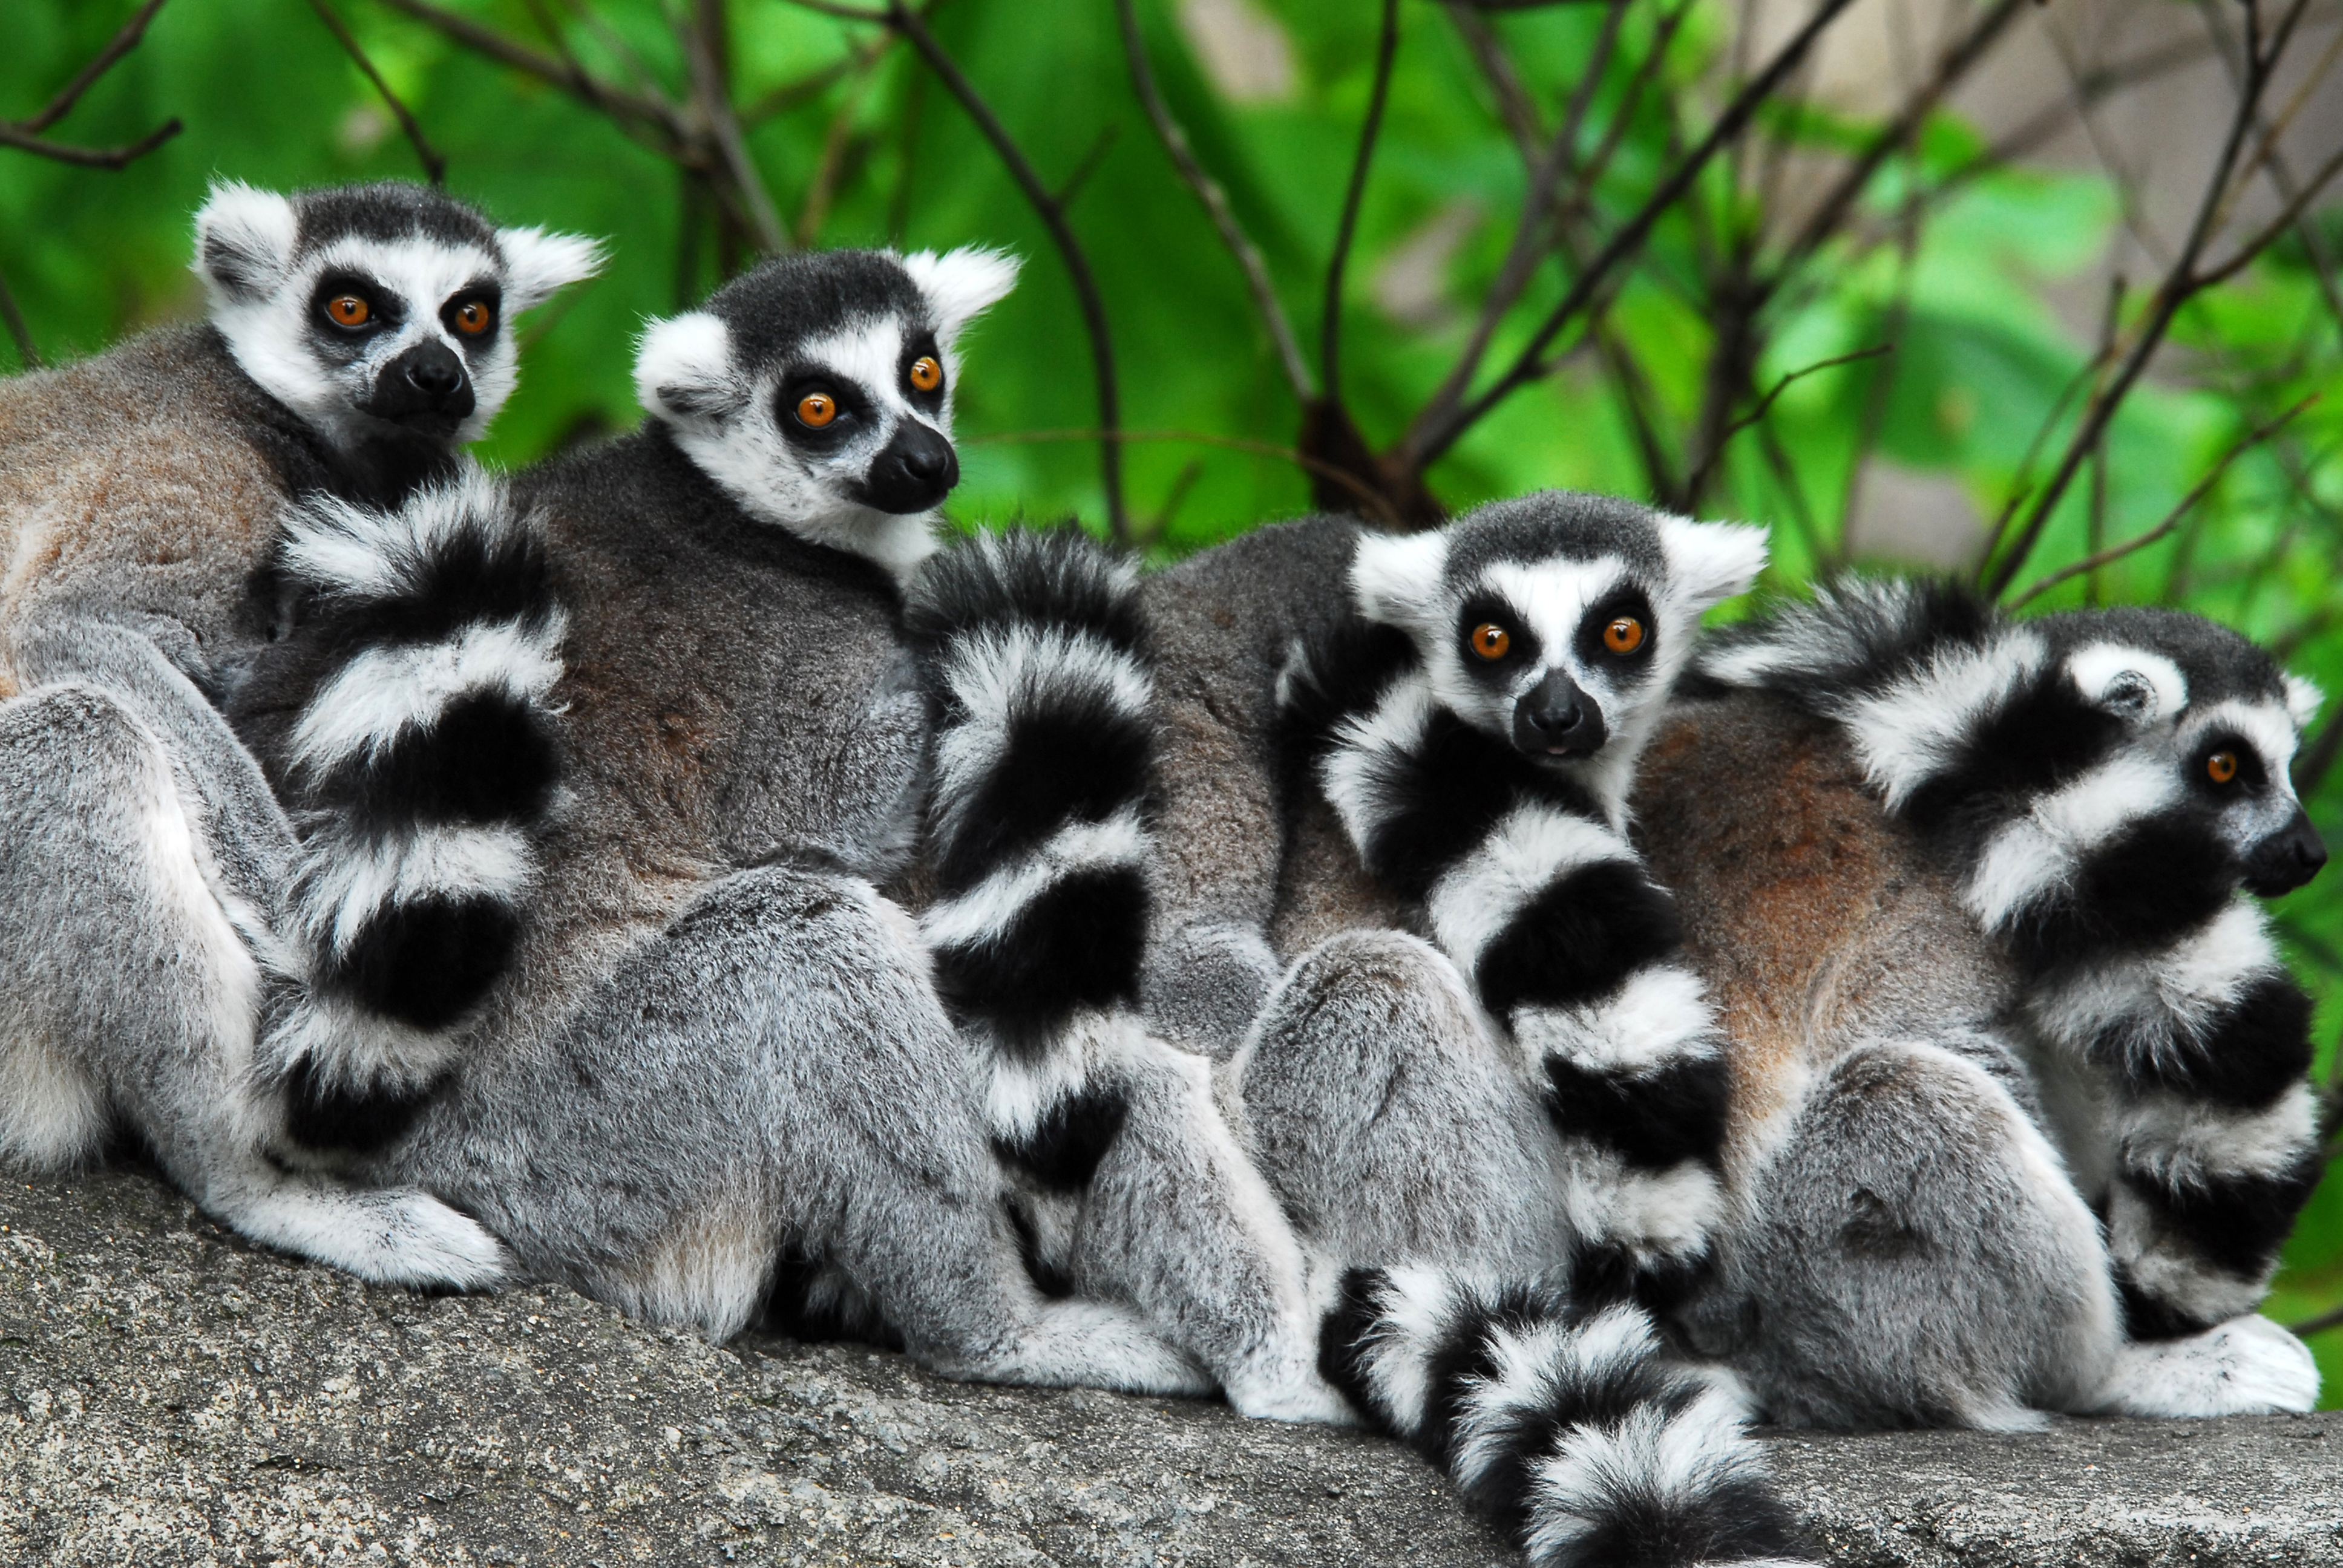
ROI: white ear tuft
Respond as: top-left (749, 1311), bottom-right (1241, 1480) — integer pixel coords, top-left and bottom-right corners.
top-left (1657, 517), bottom-right (1769, 614)
top-left (1350, 529), bottom-right (1449, 626)
top-left (2067, 643), bottom-right (2187, 724)
top-left (193, 180), bottom-right (299, 305)
top-left (900, 246), bottom-right (1021, 346)
top-left (2286, 672), bottom-right (2325, 731)
top-left (497, 225), bottom-right (607, 313)
top-left (634, 312), bottom-right (744, 425)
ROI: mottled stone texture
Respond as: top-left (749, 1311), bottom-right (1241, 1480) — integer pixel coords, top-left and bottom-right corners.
top-left (4, 1166), bottom-right (2337, 1567)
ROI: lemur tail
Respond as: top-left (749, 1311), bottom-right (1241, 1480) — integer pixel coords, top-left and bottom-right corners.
top-left (1321, 1267), bottom-right (1815, 1568)
top-left (902, 526), bottom-right (1153, 1057)
top-left (234, 470), bottom-right (566, 1146)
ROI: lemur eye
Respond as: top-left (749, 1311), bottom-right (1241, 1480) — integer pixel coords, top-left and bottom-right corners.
top-left (796, 391), bottom-right (839, 428)
top-left (453, 300), bottom-right (494, 336)
top-left (908, 356), bottom-right (943, 393)
top-left (2207, 751), bottom-right (2241, 785)
top-left (325, 295), bottom-right (372, 328)
top-left (1469, 623), bottom-right (1512, 661)
top-left (1603, 616), bottom-right (1646, 655)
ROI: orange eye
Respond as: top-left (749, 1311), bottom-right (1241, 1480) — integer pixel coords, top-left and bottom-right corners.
top-left (796, 391), bottom-right (838, 428)
top-left (453, 299), bottom-right (494, 336)
top-left (326, 295), bottom-right (371, 328)
top-left (2207, 750), bottom-right (2240, 785)
top-left (1603, 616), bottom-right (1646, 655)
top-left (908, 355), bottom-right (943, 393)
top-left (1470, 623), bottom-right (1511, 661)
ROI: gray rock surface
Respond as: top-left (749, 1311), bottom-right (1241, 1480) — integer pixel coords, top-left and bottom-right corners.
top-left (3, 1167), bottom-right (2336, 1567)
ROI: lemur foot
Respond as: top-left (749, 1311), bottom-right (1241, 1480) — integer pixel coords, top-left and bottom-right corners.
top-left (1224, 1359), bottom-right (1358, 1425)
top-left (2091, 1313), bottom-right (2319, 1417)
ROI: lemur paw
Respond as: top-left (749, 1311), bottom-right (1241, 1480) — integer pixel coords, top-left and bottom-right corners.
top-left (1224, 1358), bottom-right (1359, 1425)
top-left (1145, 921), bottom-right (1281, 1059)
top-left (2093, 1313), bottom-right (2320, 1417)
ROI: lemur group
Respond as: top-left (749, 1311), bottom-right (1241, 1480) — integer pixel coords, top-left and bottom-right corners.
top-left (0, 178), bottom-right (2328, 1564)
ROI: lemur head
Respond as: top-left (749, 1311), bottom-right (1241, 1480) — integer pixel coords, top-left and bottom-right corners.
top-left (2036, 607), bottom-right (2325, 899)
top-left (1351, 491), bottom-right (1769, 803)
top-left (196, 180), bottom-right (603, 455)
top-left (632, 247), bottom-right (1020, 581)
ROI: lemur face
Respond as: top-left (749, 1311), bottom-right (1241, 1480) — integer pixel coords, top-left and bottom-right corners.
top-left (634, 247), bottom-right (1020, 580)
top-left (1352, 492), bottom-right (1768, 796)
top-left (2045, 609), bottom-right (2325, 898)
top-left (196, 181), bottom-right (603, 447)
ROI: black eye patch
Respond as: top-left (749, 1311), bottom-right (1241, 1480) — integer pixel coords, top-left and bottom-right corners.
top-left (774, 370), bottom-right (873, 448)
top-left (901, 330), bottom-right (946, 407)
top-left (2194, 733), bottom-right (2268, 794)
top-left (308, 272), bottom-right (401, 362)
top-left (1456, 592), bottom-right (1539, 683)
top-left (1575, 586), bottom-right (1659, 681)
top-left (439, 282), bottom-right (503, 351)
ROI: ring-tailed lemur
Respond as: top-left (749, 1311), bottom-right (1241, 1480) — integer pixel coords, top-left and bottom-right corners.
top-left (0, 181), bottom-right (598, 1289)
top-left (226, 249), bottom-right (1340, 1414)
top-left (1645, 580), bottom-right (2328, 1428)
top-left (1133, 497), bottom-right (1814, 1563)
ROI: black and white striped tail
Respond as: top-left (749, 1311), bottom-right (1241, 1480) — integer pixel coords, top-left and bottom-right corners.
top-left (905, 526), bottom-right (1153, 1189)
top-left (1704, 578), bottom-right (2325, 1344)
top-left (239, 471), bottom-right (565, 1151)
top-left (1285, 626), bottom-right (1729, 1307)
top-left (1321, 1267), bottom-right (1814, 1567)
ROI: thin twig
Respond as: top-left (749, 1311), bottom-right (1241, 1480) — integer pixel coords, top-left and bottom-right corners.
top-left (1401, 0), bottom-right (1862, 472)
top-left (2008, 395), bottom-right (2317, 609)
top-left (885, 0), bottom-right (1127, 542)
top-left (2287, 1300), bottom-right (2343, 1338)
top-left (308, 0), bottom-right (446, 184)
top-left (0, 118), bottom-right (179, 168)
top-left (962, 427), bottom-right (1404, 529)
top-left (374, 0), bottom-right (684, 142)
top-left (18, 0), bottom-right (172, 134)
top-left (1984, 1), bottom-right (2312, 597)
top-left (1683, 344), bottom-right (1891, 502)
top-left (1320, 0), bottom-right (1401, 401)
top-left (0, 261), bottom-right (39, 370)
top-left (1116, 0), bottom-right (1313, 402)
top-left (684, 0), bottom-right (788, 255)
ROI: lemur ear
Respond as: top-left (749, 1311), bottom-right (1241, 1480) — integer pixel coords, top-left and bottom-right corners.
top-left (2067, 642), bottom-right (2188, 724)
top-left (900, 247), bottom-right (1021, 347)
top-left (1351, 528), bottom-right (1450, 626)
top-left (2286, 672), bottom-right (2324, 731)
top-left (496, 226), bottom-right (607, 314)
top-left (634, 311), bottom-right (746, 426)
top-left (1657, 517), bottom-right (1769, 614)
top-left (194, 181), bottom-right (298, 305)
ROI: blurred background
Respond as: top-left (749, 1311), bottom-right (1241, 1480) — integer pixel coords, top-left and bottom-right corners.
top-left (10, 0), bottom-right (2343, 1396)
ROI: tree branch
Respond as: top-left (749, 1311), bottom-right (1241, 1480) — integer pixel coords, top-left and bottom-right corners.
top-left (964, 426), bottom-right (1403, 529)
top-left (372, 0), bottom-right (685, 143)
top-left (1399, 0), bottom-right (1862, 472)
top-left (683, 0), bottom-right (788, 255)
top-left (309, 0), bottom-right (446, 185)
top-left (0, 261), bottom-right (39, 370)
top-left (18, 0), bottom-right (172, 135)
top-left (2008, 394), bottom-right (2316, 609)
top-left (883, 0), bottom-right (1127, 542)
top-left (1320, 0), bottom-right (1401, 401)
top-left (1680, 344), bottom-right (1891, 505)
top-left (1116, 0), bottom-right (1314, 402)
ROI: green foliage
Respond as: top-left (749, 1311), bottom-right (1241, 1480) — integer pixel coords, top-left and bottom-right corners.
top-left (9, 0), bottom-right (2343, 1395)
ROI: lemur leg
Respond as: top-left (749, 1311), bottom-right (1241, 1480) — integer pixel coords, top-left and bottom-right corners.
top-left (1693, 1039), bottom-right (2118, 1430)
top-left (1008, 1026), bottom-right (1349, 1422)
top-left (1232, 930), bottom-right (1578, 1278)
top-left (399, 863), bottom-right (1208, 1394)
top-left (0, 680), bottom-right (510, 1289)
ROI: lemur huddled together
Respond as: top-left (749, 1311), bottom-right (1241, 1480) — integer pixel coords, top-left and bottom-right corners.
top-left (1, 178), bottom-right (2328, 1568)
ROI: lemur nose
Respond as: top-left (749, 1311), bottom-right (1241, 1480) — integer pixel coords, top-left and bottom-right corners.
top-left (859, 421), bottom-right (960, 514)
top-left (406, 345), bottom-right (464, 395)
top-left (2244, 808), bottom-right (2328, 897)
top-left (1512, 670), bottom-right (1607, 759)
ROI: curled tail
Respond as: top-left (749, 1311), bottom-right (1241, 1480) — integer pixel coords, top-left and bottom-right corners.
top-left (233, 471), bottom-right (566, 1150)
top-left (1322, 1266), bottom-right (1814, 1568)
top-left (903, 526), bottom-right (1153, 1071)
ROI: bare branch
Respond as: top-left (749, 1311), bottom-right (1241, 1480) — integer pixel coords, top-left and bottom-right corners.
top-left (683, 0), bottom-right (788, 255)
top-left (963, 427), bottom-right (1403, 529)
top-left (1116, 0), bottom-right (1314, 402)
top-left (1983, 2), bottom-right (2312, 597)
top-left (2008, 394), bottom-right (2316, 609)
top-left (1401, 0), bottom-right (1863, 473)
top-left (373, 0), bottom-right (685, 143)
top-left (0, 261), bottom-right (39, 370)
top-left (1321, 0), bottom-right (1402, 400)
top-left (308, 0), bottom-right (446, 185)
top-left (0, 117), bottom-right (179, 169)
top-left (1681, 344), bottom-right (1892, 503)
top-left (884, 0), bottom-right (1128, 542)
top-left (17, 0), bottom-right (172, 135)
